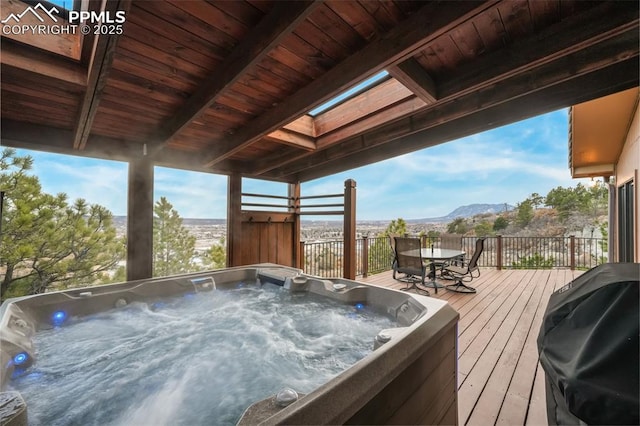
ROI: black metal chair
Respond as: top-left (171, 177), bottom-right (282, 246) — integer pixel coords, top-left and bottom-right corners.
top-left (393, 237), bottom-right (431, 295)
top-left (440, 237), bottom-right (485, 293)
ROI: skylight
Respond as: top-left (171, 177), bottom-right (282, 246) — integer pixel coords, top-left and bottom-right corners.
top-left (308, 70), bottom-right (389, 117)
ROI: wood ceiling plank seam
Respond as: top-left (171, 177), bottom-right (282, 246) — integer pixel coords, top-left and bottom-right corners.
top-left (0, 41), bottom-right (87, 88)
top-left (138, 1), bottom-right (236, 53)
top-left (428, 35), bottom-right (465, 73)
top-left (266, 44), bottom-right (326, 80)
top-left (221, 88), bottom-right (274, 111)
top-left (229, 80), bottom-right (281, 107)
top-left (240, 66), bottom-right (316, 100)
top-left (324, 0), bottom-right (381, 42)
top-left (449, 20), bottom-right (486, 59)
top-left (1, 85), bottom-right (80, 106)
top-left (107, 76), bottom-right (183, 110)
top-left (215, 93), bottom-right (268, 116)
top-left (256, 57), bottom-right (312, 87)
top-left (281, 31), bottom-right (337, 69)
top-left (113, 50), bottom-right (197, 92)
top-left (73, 0), bottom-right (132, 151)
top-left (203, 0), bottom-right (502, 167)
top-left (249, 64), bottom-right (302, 95)
top-left (526, 0), bottom-right (559, 32)
top-left (306, 3), bottom-right (366, 51)
top-left (151, 0), bottom-right (320, 154)
top-left (97, 97), bottom-right (171, 122)
top-left (357, 0), bottom-right (401, 31)
top-left (471, 8), bottom-right (508, 53)
top-left (101, 85), bottom-right (180, 111)
top-left (244, 0), bottom-right (273, 14)
top-left (165, 0), bottom-right (248, 41)
top-left (497, 0), bottom-right (534, 42)
top-left (291, 20), bottom-right (350, 63)
top-left (211, 0), bottom-right (264, 25)
top-left (204, 102), bottom-right (257, 121)
top-left (0, 62), bottom-right (82, 94)
top-left (272, 40), bottom-right (639, 179)
top-left (125, 5), bottom-right (229, 63)
top-left (106, 69), bottom-right (190, 104)
top-left (119, 34), bottom-right (214, 80)
top-left (436, 2), bottom-right (640, 102)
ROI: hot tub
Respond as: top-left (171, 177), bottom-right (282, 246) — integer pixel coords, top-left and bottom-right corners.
top-left (0, 265), bottom-right (459, 425)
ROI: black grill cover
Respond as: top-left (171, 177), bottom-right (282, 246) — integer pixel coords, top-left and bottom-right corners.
top-left (537, 263), bottom-right (639, 425)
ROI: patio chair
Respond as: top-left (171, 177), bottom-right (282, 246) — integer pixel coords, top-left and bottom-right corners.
top-left (440, 237), bottom-right (485, 293)
top-left (393, 237), bottom-right (431, 295)
top-left (435, 233), bottom-right (464, 270)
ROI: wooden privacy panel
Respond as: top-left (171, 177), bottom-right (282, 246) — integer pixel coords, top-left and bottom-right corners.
top-left (234, 212), bottom-right (295, 267)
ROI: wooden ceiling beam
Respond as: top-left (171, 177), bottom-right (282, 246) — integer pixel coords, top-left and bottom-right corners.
top-left (203, 0), bottom-right (499, 167)
top-left (266, 35), bottom-right (639, 180)
top-left (250, 96), bottom-right (426, 175)
top-left (313, 78), bottom-right (414, 136)
top-left (0, 39), bottom-right (86, 87)
top-left (151, 0), bottom-right (320, 154)
top-left (73, 0), bottom-right (132, 150)
top-left (252, 2), bottom-right (638, 178)
top-left (264, 129), bottom-right (316, 151)
top-left (387, 58), bottom-right (438, 104)
top-left (282, 115), bottom-right (315, 137)
top-left (287, 60), bottom-right (639, 182)
top-left (1, 118), bottom-right (259, 178)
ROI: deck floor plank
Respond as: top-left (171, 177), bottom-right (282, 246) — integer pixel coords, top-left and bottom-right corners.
top-left (359, 268), bottom-right (584, 426)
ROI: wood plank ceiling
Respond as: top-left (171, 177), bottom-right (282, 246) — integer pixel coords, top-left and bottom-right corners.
top-left (1, 0), bottom-right (638, 183)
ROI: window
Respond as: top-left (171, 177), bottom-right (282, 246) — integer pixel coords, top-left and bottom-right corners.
top-left (618, 179), bottom-right (635, 262)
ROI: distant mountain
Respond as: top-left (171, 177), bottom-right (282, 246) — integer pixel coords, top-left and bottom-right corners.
top-left (407, 203), bottom-right (514, 223)
top-left (112, 203), bottom-right (513, 227)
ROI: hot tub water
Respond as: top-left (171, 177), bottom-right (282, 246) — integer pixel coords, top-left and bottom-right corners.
top-left (9, 282), bottom-right (395, 425)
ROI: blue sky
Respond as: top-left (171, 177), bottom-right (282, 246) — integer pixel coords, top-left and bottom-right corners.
top-left (8, 108), bottom-right (588, 221)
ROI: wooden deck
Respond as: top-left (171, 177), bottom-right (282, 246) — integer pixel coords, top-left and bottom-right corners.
top-left (360, 268), bottom-right (584, 426)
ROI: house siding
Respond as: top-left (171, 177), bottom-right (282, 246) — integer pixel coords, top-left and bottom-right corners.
top-left (614, 98), bottom-right (639, 262)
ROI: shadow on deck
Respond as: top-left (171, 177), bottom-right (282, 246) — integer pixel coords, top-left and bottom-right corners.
top-left (360, 268), bottom-right (584, 426)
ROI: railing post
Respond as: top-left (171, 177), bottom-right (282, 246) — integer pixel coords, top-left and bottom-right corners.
top-left (299, 241), bottom-right (305, 271)
top-left (362, 236), bottom-right (369, 278)
top-left (569, 235), bottom-right (576, 270)
top-left (496, 235), bottom-right (503, 270)
top-left (343, 179), bottom-right (356, 280)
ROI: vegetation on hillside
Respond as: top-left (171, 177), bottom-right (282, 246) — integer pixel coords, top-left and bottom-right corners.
top-left (0, 149), bottom-right (227, 300)
top-left (0, 149), bottom-right (125, 300)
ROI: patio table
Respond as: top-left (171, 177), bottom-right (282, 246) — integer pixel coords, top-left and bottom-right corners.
top-left (398, 248), bottom-right (466, 293)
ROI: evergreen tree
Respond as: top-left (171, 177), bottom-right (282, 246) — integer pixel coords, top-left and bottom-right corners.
top-left (205, 237), bottom-right (227, 269)
top-left (153, 197), bottom-right (196, 276)
top-left (0, 149), bottom-right (125, 299)
top-left (447, 217), bottom-right (468, 234)
top-left (493, 216), bottom-right (508, 231)
top-left (516, 199), bottom-right (534, 227)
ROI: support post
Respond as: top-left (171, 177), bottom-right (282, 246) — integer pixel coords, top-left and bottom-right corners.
top-left (496, 235), bottom-right (503, 270)
top-left (299, 241), bottom-right (306, 271)
top-left (127, 156), bottom-right (153, 281)
top-left (227, 174), bottom-right (242, 267)
top-left (343, 179), bottom-right (356, 280)
top-left (289, 181), bottom-right (301, 268)
top-left (362, 235), bottom-right (369, 278)
top-left (569, 235), bottom-right (576, 270)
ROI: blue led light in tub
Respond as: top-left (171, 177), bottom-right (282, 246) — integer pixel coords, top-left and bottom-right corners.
top-left (355, 303), bottom-right (365, 310)
top-left (52, 310), bottom-right (67, 325)
top-left (13, 352), bottom-right (29, 366)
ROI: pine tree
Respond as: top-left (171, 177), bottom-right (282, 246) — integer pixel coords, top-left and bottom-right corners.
top-left (152, 197), bottom-right (196, 276)
top-left (0, 149), bottom-right (125, 299)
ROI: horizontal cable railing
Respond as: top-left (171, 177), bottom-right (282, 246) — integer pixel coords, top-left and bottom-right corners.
top-left (299, 235), bottom-right (608, 277)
